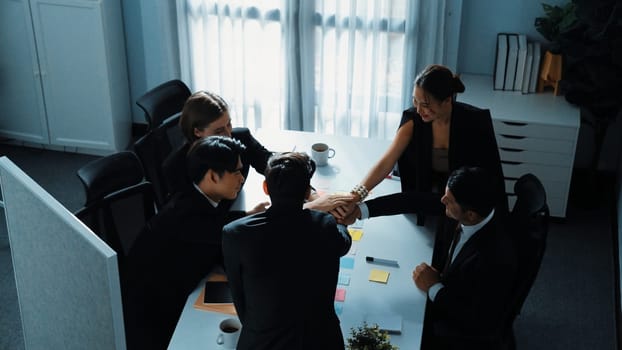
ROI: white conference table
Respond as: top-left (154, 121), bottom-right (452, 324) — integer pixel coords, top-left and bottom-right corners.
top-left (168, 129), bottom-right (436, 349)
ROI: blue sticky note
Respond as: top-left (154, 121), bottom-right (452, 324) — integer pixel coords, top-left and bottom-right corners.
top-left (334, 302), bottom-right (344, 315)
top-left (338, 273), bottom-right (351, 286)
top-left (340, 256), bottom-right (355, 269)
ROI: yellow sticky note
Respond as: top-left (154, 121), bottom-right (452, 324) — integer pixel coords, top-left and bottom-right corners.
top-left (348, 228), bottom-right (363, 241)
top-left (369, 269), bottom-right (390, 284)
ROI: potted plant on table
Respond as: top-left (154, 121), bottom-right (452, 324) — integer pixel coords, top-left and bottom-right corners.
top-left (346, 322), bottom-right (398, 350)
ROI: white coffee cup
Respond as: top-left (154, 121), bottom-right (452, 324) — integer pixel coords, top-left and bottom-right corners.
top-left (311, 143), bottom-right (336, 166)
top-left (216, 318), bottom-right (241, 349)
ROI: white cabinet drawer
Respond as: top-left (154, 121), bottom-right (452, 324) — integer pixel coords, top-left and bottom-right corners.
top-left (499, 148), bottom-right (573, 166)
top-left (459, 74), bottom-right (580, 218)
top-left (502, 162), bottom-right (570, 184)
top-left (493, 120), bottom-right (576, 140)
top-left (495, 134), bottom-right (575, 154)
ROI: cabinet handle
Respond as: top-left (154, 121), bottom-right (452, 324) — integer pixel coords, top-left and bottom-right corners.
top-left (499, 134), bottom-right (526, 140)
top-left (502, 121), bottom-right (528, 126)
top-left (500, 147), bottom-right (523, 152)
top-left (501, 160), bottom-right (523, 165)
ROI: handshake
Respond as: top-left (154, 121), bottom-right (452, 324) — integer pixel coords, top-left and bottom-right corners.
top-left (304, 190), bottom-right (364, 225)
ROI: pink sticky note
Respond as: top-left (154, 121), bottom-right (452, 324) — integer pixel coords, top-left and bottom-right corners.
top-left (335, 288), bottom-right (346, 302)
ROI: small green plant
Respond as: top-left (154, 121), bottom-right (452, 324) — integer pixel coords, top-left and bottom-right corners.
top-left (534, 2), bottom-right (577, 52)
top-left (346, 322), bottom-right (398, 350)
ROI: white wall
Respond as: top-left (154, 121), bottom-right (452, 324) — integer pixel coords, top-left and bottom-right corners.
top-left (122, 0), bottom-right (180, 124)
top-left (456, 0), bottom-right (567, 75)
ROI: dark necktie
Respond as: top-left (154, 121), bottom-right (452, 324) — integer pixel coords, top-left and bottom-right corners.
top-left (443, 225), bottom-right (462, 275)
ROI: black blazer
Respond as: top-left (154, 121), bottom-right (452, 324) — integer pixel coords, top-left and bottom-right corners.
top-left (162, 127), bottom-right (272, 206)
top-left (222, 204), bottom-right (352, 350)
top-left (125, 188), bottom-right (246, 349)
top-left (427, 214), bottom-right (518, 349)
top-left (397, 102), bottom-right (507, 215)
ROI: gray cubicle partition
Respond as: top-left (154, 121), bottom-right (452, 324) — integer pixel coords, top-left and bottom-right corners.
top-left (0, 157), bottom-right (126, 350)
top-left (617, 145), bottom-right (622, 324)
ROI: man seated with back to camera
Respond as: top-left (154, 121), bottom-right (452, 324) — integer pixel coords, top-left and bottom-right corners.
top-left (341, 166), bottom-right (518, 349)
top-left (125, 136), bottom-right (268, 350)
top-left (222, 152), bottom-right (352, 350)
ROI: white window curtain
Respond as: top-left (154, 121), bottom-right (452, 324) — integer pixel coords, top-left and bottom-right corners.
top-left (177, 0), bottom-right (449, 139)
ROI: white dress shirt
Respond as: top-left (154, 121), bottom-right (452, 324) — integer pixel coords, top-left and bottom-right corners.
top-left (427, 208), bottom-right (495, 301)
top-left (193, 183), bottom-right (219, 208)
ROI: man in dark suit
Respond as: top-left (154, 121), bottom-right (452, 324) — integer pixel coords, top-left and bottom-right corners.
top-left (125, 136), bottom-right (268, 350)
top-left (412, 166), bottom-right (517, 349)
top-left (222, 152), bottom-right (352, 350)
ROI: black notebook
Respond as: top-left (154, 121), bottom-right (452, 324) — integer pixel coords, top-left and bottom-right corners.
top-left (203, 280), bottom-right (233, 304)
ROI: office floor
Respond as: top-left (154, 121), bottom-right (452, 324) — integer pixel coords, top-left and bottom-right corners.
top-left (0, 144), bottom-right (618, 350)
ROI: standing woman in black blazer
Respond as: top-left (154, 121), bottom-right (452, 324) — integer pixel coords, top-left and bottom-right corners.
top-left (338, 65), bottom-right (506, 270)
top-left (342, 64), bottom-right (506, 217)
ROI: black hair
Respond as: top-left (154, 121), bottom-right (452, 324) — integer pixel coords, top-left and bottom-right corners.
top-left (446, 166), bottom-right (495, 217)
top-left (415, 64), bottom-right (465, 102)
top-left (264, 152), bottom-right (316, 203)
top-left (186, 136), bottom-right (246, 184)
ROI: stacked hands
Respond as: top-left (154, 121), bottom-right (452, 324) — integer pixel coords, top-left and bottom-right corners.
top-left (329, 194), bottom-right (363, 225)
top-left (303, 189), bottom-right (363, 225)
top-left (245, 186), bottom-right (362, 221)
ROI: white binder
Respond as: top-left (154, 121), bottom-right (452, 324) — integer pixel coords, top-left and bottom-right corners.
top-left (494, 34), bottom-right (508, 90)
top-left (529, 42), bottom-right (542, 93)
top-left (514, 34), bottom-right (528, 91)
top-left (522, 42), bottom-right (534, 94)
top-left (504, 34), bottom-right (518, 91)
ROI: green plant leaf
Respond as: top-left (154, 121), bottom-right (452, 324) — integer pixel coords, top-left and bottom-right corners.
top-left (535, 2), bottom-right (578, 43)
top-left (347, 322), bottom-right (399, 350)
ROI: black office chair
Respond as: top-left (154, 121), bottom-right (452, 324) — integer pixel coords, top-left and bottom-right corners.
top-left (134, 114), bottom-right (185, 207)
top-left (501, 173), bottom-right (549, 349)
top-left (74, 151), bottom-right (157, 262)
top-left (136, 79), bottom-right (191, 130)
top-left (77, 151), bottom-right (145, 205)
top-left (75, 152), bottom-right (159, 350)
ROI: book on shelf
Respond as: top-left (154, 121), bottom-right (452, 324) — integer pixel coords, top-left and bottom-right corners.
top-left (522, 42), bottom-right (534, 94)
top-left (494, 33), bottom-right (508, 90)
top-left (529, 42), bottom-right (542, 93)
top-left (504, 34), bottom-right (519, 91)
top-left (514, 34), bottom-right (528, 91)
